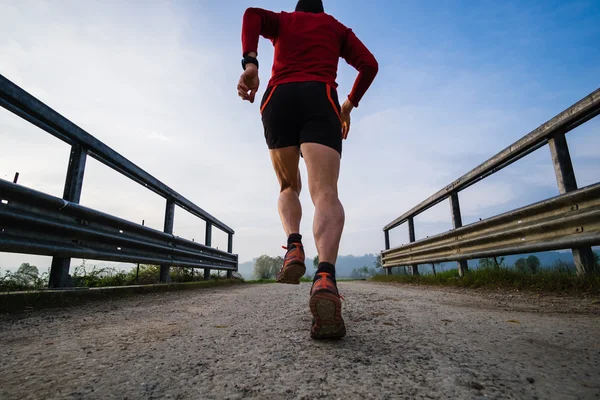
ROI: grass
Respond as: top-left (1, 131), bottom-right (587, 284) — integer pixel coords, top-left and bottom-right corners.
top-left (371, 266), bottom-right (600, 293)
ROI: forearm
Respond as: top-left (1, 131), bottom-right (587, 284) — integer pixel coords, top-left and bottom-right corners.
top-left (342, 30), bottom-right (379, 107)
top-left (348, 63), bottom-right (378, 107)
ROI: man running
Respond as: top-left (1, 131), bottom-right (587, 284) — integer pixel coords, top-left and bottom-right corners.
top-left (237, 0), bottom-right (378, 339)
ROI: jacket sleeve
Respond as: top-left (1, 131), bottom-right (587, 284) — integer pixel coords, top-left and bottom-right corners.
top-left (341, 29), bottom-right (379, 107)
top-left (241, 8), bottom-right (280, 56)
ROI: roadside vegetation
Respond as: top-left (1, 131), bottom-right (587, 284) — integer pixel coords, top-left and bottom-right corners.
top-left (0, 260), bottom-right (239, 292)
top-left (3, 252), bottom-right (598, 293)
top-left (372, 253), bottom-right (600, 293)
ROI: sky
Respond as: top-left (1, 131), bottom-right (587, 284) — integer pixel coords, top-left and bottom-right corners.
top-left (0, 0), bottom-right (599, 272)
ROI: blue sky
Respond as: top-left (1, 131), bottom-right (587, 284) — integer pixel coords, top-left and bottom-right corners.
top-left (0, 0), bottom-right (599, 271)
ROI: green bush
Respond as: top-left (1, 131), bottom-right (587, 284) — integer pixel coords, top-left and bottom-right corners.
top-left (0, 263), bottom-right (49, 292)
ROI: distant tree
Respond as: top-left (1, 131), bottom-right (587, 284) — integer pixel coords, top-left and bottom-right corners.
top-left (14, 263), bottom-right (39, 286)
top-left (374, 254), bottom-right (382, 269)
top-left (350, 266), bottom-right (373, 279)
top-left (479, 257), bottom-right (505, 270)
top-left (313, 255), bottom-right (319, 269)
top-left (514, 258), bottom-right (527, 273)
top-left (253, 255), bottom-right (284, 279)
top-left (526, 256), bottom-right (541, 274)
top-left (254, 255), bottom-right (275, 279)
top-left (271, 256), bottom-right (284, 277)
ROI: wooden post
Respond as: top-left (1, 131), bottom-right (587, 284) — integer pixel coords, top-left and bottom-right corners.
top-left (549, 133), bottom-right (596, 275)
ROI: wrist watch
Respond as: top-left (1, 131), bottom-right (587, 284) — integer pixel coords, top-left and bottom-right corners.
top-left (242, 55), bottom-right (259, 70)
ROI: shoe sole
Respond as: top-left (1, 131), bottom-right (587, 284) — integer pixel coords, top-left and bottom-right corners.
top-left (276, 261), bottom-right (306, 285)
top-left (309, 291), bottom-right (346, 339)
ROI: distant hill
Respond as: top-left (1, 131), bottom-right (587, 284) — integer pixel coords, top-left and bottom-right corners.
top-left (238, 253), bottom-right (381, 280)
top-left (238, 248), bottom-right (597, 279)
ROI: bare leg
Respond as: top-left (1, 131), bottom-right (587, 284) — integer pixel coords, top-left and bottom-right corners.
top-left (301, 143), bottom-right (345, 265)
top-left (269, 146), bottom-right (302, 236)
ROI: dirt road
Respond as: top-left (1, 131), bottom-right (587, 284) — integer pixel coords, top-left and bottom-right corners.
top-left (1, 282), bottom-right (599, 399)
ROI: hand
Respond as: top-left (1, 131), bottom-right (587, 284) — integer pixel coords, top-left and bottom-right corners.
top-left (340, 98), bottom-right (354, 139)
top-left (237, 64), bottom-right (259, 103)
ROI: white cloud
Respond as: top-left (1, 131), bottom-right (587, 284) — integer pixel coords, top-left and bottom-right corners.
top-left (148, 132), bottom-right (171, 142)
top-left (1, 0), bottom-right (598, 274)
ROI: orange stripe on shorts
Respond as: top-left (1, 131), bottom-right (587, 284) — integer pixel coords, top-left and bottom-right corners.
top-left (260, 85), bottom-right (278, 114)
top-left (326, 85), bottom-right (342, 123)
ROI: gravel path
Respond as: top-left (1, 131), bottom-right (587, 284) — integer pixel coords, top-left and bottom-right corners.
top-left (1, 282), bottom-right (599, 399)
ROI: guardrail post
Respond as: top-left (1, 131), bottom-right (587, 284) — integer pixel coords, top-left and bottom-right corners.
top-left (548, 133), bottom-right (596, 275)
top-left (384, 230), bottom-right (392, 275)
top-left (449, 192), bottom-right (469, 277)
top-left (408, 218), bottom-right (419, 276)
top-left (49, 144), bottom-right (87, 288)
top-left (204, 222), bottom-right (212, 280)
top-left (226, 233), bottom-right (234, 279)
top-left (159, 199), bottom-right (175, 283)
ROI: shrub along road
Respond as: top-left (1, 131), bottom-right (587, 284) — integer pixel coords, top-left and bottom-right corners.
top-left (1, 282), bottom-right (599, 399)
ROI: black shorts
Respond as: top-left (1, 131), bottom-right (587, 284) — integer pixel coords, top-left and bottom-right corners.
top-left (260, 81), bottom-right (343, 156)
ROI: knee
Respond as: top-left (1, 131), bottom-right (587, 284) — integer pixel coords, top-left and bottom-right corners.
top-left (312, 189), bottom-right (339, 206)
top-left (281, 179), bottom-right (301, 196)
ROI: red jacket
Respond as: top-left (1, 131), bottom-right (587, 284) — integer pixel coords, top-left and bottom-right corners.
top-left (241, 8), bottom-right (378, 107)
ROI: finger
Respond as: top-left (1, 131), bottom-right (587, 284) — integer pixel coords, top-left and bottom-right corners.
top-left (237, 84), bottom-right (250, 100)
top-left (249, 88), bottom-right (257, 104)
top-left (238, 80), bottom-right (249, 91)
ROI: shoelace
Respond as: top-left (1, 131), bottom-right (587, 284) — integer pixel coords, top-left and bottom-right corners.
top-left (311, 273), bottom-right (345, 301)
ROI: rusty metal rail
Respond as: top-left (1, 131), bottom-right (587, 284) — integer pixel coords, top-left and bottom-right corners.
top-left (382, 87), bottom-right (600, 276)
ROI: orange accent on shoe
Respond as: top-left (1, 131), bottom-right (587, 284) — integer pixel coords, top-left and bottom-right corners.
top-left (309, 272), bottom-right (345, 339)
top-left (276, 242), bottom-right (306, 285)
top-left (311, 272), bottom-right (338, 295)
top-left (283, 242), bottom-right (305, 266)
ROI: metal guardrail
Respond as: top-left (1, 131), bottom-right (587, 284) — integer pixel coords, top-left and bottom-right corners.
top-left (0, 74), bottom-right (237, 287)
top-left (383, 183), bottom-right (600, 267)
top-left (382, 88), bottom-right (600, 276)
top-left (0, 180), bottom-right (237, 270)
